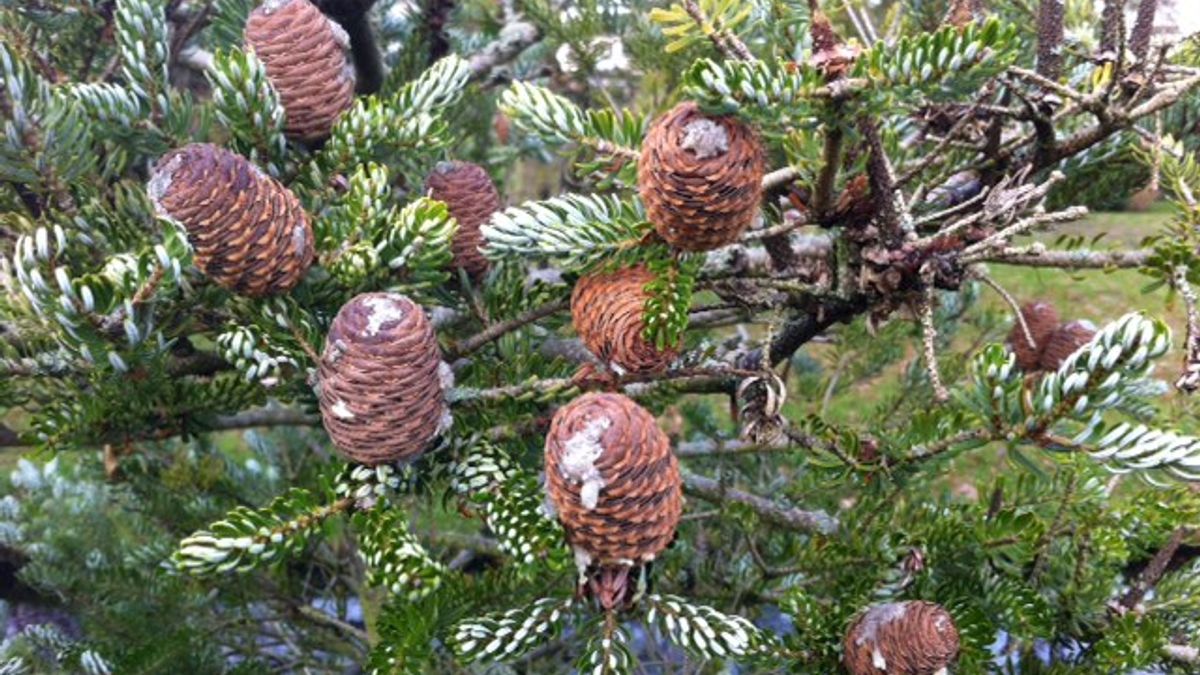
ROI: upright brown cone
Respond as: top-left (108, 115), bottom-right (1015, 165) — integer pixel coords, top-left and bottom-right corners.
top-left (318, 292), bottom-right (450, 466)
top-left (149, 143), bottom-right (314, 296)
top-left (638, 102), bottom-right (765, 251)
top-left (843, 601), bottom-right (960, 675)
top-left (544, 393), bottom-right (681, 607)
top-left (571, 265), bottom-right (678, 374)
top-left (424, 161), bottom-right (502, 278)
top-left (1008, 301), bottom-right (1060, 371)
top-left (1039, 320), bottom-right (1097, 372)
top-left (245, 0), bottom-right (355, 142)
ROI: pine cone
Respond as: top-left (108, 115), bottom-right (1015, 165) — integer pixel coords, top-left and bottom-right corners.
top-left (571, 265), bottom-right (678, 374)
top-left (1038, 320), bottom-right (1097, 372)
top-left (318, 292), bottom-right (450, 466)
top-left (424, 161), bottom-right (502, 278)
top-left (1008, 301), bottom-right (1060, 371)
top-left (638, 102), bottom-right (765, 251)
top-left (148, 143), bottom-right (314, 296)
top-left (843, 601), bottom-right (960, 675)
top-left (245, 0), bottom-right (355, 142)
top-left (544, 392), bottom-right (682, 568)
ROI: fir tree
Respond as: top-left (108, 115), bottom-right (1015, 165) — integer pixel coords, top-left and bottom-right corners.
top-left (1, 0), bottom-right (1200, 672)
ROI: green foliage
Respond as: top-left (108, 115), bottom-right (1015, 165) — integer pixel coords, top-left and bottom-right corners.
top-left (451, 441), bottom-right (567, 567)
top-left (856, 18), bottom-right (1020, 92)
top-left (644, 594), bottom-right (778, 661)
top-left (114, 0), bottom-right (170, 112)
top-left (648, 0), bottom-right (753, 55)
top-left (376, 197), bottom-right (458, 292)
top-left (449, 596), bottom-right (575, 663)
top-left (207, 48), bottom-right (289, 176)
top-left (5, 0), bottom-right (1200, 672)
top-left (577, 621), bottom-right (635, 674)
top-left (683, 57), bottom-right (824, 117)
top-left (216, 323), bottom-right (300, 384)
top-left (499, 80), bottom-right (645, 169)
top-left (206, 0), bottom-right (257, 50)
top-left (353, 507), bottom-right (447, 602)
top-left (643, 252), bottom-right (702, 349)
top-left (173, 486), bottom-right (351, 575)
top-left (482, 193), bottom-right (649, 269)
top-left (304, 55), bottom-right (470, 202)
top-left (319, 163), bottom-right (458, 296)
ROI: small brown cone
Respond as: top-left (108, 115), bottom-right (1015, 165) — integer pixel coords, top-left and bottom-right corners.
top-left (571, 265), bottom-right (678, 374)
top-left (809, 5), bottom-right (861, 79)
top-left (638, 102), bottom-right (765, 251)
top-left (318, 292), bottom-right (449, 466)
top-left (424, 161), bottom-right (502, 278)
top-left (1008, 301), bottom-right (1060, 371)
top-left (1039, 320), bottom-right (1097, 372)
top-left (544, 393), bottom-right (682, 572)
top-left (245, 0), bottom-right (355, 142)
top-left (149, 143), bottom-right (314, 296)
top-left (843, 601), bottom-right (960, 675)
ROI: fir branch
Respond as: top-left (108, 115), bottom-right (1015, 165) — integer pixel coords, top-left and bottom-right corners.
top-left (974, 267), bottom-right (1036, 350)
top-left (450, 597), bottom-right (575, 663)
top-left (354, 508), bottom-right (447, 602)
top-left (974, 246), bottom-right (1153, 269)
top-left (498, 81), bottom-right (642, 159)
top-left (918, 280), bottom-right (950, 403)
top-left (115, 0), bottom-right (170, 116)
top-left (481, 193), bottom-right (648, 269)
top-left (644, 594), bottom-right (777, 661)
top-left (1120, 526), bottom-right (1189, 610)
top-left (1174, 266), bottom-right (1200, 393)
top-left (680, 471), bottom-right (838, 534)
top-left (649, 0), bottom-right (755, 59)
top-left (173, 491), bottom-right (356, 575)
top-left (858, 17), bottom-right (1018, 90)
top-left (445, 297), bottom-right (569, 359)
top-left (0, 408), bottom-right (318, 448)
top-left (680, 0), bottom-right (755, 61)
top-left (467, 19), bottom-right (541, 82)
top-left (450, 366), bottom-right (753, 405)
